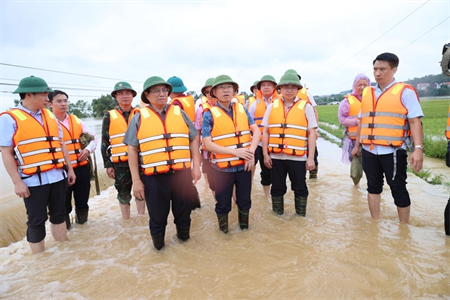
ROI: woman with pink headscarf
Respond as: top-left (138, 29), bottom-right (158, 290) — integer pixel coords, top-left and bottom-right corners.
top-left (338, 74), bottom-right (371, 186)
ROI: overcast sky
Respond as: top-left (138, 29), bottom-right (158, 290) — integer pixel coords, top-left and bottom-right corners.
top-left (0, 0), bottom-right (448, 112)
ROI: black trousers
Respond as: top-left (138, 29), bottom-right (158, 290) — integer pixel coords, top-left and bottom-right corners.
top-left (66, 164), bottom-right (90, 214)
top-left (270, 159), bottom-right (308, 198)
top-left (143, 169), bottom-right (192, 235)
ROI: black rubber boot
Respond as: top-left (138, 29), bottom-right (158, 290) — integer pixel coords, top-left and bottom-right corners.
top-left (295, 196), bottom-right (308, 217)
top-left (445, 198), bottom-right (450, 236)
top-left (217, 214), bottom-right (228, 233)
top-left (238, 208), bottom-right (249, 230)
top-left (151, 232), bottom-right (165, 250)
top-left (309, 166), bottom-right (318, 179)
top-left (75, 208), bottom-right (89, 224)
top-left (176, 226), bottom-right (190, 241)
top-left (65, 214), bottom-right (71, 230)
top-left (271, 196), bottom-right (284, 215)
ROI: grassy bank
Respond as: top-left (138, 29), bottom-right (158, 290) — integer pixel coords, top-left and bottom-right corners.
top-left (316, 98), bottom-right (449, 159)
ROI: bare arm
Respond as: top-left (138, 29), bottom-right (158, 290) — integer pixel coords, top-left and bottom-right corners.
top-left (128, 144), bottom-right (145, 200)
top-left (189, 136), bottom-right (202, 184)
top-left (306, 128), bottom-right (316, 171)
top-left (408, 117), bottom-right (423, 172)
top-left (351, 119), bottom-right (362, 157)
top-left (261, 125), bottom-right (272, 169)
top-left (61, 141), bottom-right (76, 186)
top-left (1, 146), bottom-right (30, 198)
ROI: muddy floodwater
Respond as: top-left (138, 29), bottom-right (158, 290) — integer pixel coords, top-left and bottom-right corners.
top-left (0, 138), bottom-right (449, 299)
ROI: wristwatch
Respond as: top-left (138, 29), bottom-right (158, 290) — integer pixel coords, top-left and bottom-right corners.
top-left (414, 145), bottom-right (424, 150)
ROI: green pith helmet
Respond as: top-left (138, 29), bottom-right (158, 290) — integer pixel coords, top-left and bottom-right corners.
top-left (111, 81), bottom-right (137, 98)
top-left (210, 75), bottom-right (239, 98)
top-left (277, 72), bottom-right (302, 90)
top-left (13, 75), bottom-right (53, 94)
top-left (167, 76), bottom-right (187, 93)
top-left (141, 76), bottom-right (173, 104)
top-left (250, 80), bottom-right (259, 92)
top-left (284, 69), bottom-right (302, 80)
top-left (256, 75), bottom-right (277, 90)
top-left (201, 77), bottom-right (215, 95)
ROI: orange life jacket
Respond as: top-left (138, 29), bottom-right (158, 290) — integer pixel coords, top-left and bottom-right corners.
top-left (60, 114), bottom-right (88, 168)
top-left (108, 107), bottom-right (139, 164)
top-left (172, 94), bottom-right (195, 122)
top-left (346, 94), bottom-right (361, 140)
top-left (446, 105), bottom-right (450, 140)
top-left (268, 99), bottom-right (309, 156)
top-left (360, 83), bottom-right (418, 148)
top-left (235, 94), bottom-right (245, 105)
top-left (248, 96), bottom-right (256, 109)
top-left (137, 105), bottom-right (191, 175)
top-left (294, 88), bottom-right (314, 106)
top-left (3, 108), bottom-right (65, 175)
top-left (254, 90), bottom-right (281, 140)
top-left (209, 103), bottom-right (252, 169)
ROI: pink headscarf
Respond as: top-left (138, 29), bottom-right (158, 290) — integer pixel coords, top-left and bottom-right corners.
top-left (351, 73), bottom-right (371, 96)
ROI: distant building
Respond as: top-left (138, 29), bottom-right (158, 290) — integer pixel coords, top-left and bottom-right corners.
top-left (416, 83), bottom-right (430, 90)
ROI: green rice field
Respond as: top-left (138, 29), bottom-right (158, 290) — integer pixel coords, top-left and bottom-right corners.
top-left (316, 98), bottom-right (450, 160)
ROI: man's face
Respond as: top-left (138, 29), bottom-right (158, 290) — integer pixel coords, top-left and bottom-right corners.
top-left (145, 84), bottom-right (169, 107)
top-left (260, 81), bottom-right (276, 98)
top-left (115, 89), bottom-right (133, 107)
top-left (280, 85), bottom-right (299, 101)
top-left (49, 93), bottom-right (69, 113)
top-left (373, 60), bottom-right (396, 87)
top-left (214, 83), bottom-right (235, 102)
top-left (204, 87), bottom-right (214, 101)
top-left (28, 92), bottom-right (50, 109)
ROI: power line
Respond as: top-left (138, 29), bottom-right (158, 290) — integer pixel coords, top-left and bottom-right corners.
top-left (0, 82), bottom-right (111, 92)
top-left (0, 63), bottom-right (142, 84)
top-left (0, 77), bottom-right (115, 90)
top-left (313, 0), bottom-right (431, 83)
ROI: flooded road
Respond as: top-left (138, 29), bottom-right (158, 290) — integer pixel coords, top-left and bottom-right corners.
top-left (1, 138), bottom-right (449, 299)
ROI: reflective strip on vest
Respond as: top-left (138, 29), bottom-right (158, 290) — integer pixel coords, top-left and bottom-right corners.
top-left (139, 145), bottom-right (190, 156)
top-left (211, 130), bottom-right (251, 142)
top-left (141, 158), bottom-right (191, 169)
top-left (17, 158), bottom-right (66, 170)
top-left (138, 133), bottom-right (189, 144)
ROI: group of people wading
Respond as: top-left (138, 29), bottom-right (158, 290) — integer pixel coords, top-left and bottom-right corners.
top-left (2, 51), bottom-right (448, 254)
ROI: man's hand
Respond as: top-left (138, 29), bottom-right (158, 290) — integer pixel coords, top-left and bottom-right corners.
top-left (78, 149), bottom-right (90, 162)
top-left (106, 167), bottom-right (115, 179)
top-left (15, 181), bottom-right (30, 198)
top-left (67, 169), bottom-right (76, 186)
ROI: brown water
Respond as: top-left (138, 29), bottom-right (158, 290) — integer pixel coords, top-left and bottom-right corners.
top-left (1, 138), bottom-right (449, 299)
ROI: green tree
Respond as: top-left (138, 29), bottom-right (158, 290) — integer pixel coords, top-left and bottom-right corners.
top-left (69, 100), bottom-right (92, 118)
top-left (187, 90), bottom-right (200, 101)
top-left (91, 95), bottom-right (117, 117)
top-left (13, 99), bottom-right (20, 107)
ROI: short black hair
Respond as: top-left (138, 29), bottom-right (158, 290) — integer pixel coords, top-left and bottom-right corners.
top-left (373, 52), bottom-right (399, 69)
top-left (48, 90), bottom-right (69, 103)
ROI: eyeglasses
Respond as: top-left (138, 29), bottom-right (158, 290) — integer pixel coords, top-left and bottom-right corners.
top-left (204, 90), bottom-right (211, 95)
top-left (216, 84), bottom-right (234, 91)
top-left (281, 85), bottom-right (298, 91)
top-left (149, 88), bottom-right (170, 94)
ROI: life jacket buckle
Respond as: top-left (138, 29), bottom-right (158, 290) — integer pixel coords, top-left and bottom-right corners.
top-left (167, 159), bottom-right (174, 165)
top-left (368, 123), bottom-right (375, 128)
top-left (163, 133), bottom-right (171, 139)
top-left (165, 146), bottom-right (174, 152)
top-left (368, 135), bottom-right (375, 140)
top-left (369, 112), bottom-right (376, 117)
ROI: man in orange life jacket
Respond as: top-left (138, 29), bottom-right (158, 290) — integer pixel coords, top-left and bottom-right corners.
top-left (247, 80), bottom-right (259, 109)
top-left (283, 69), bottom-right (320, 179)
top-left (167, 76), bottom-right (201, 209)
top-left (0, 76), bottom-right (76, 254)
top-left (352, 52), bottom-right (424, 224)
top-left (48, 90), bottom-right (98, 229)
top-left (202, 75), bottom-right (260, 233)
top-left (248, 75), bottom-right (280, 199)
top-left (194, 78), bottom-right (217, 197)
top-left (101, 82), bottom-right (145, 219)
top-left (261, 72), bottom-right (317, 216)
top-left (124, 76), bottom-right (201, 250)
